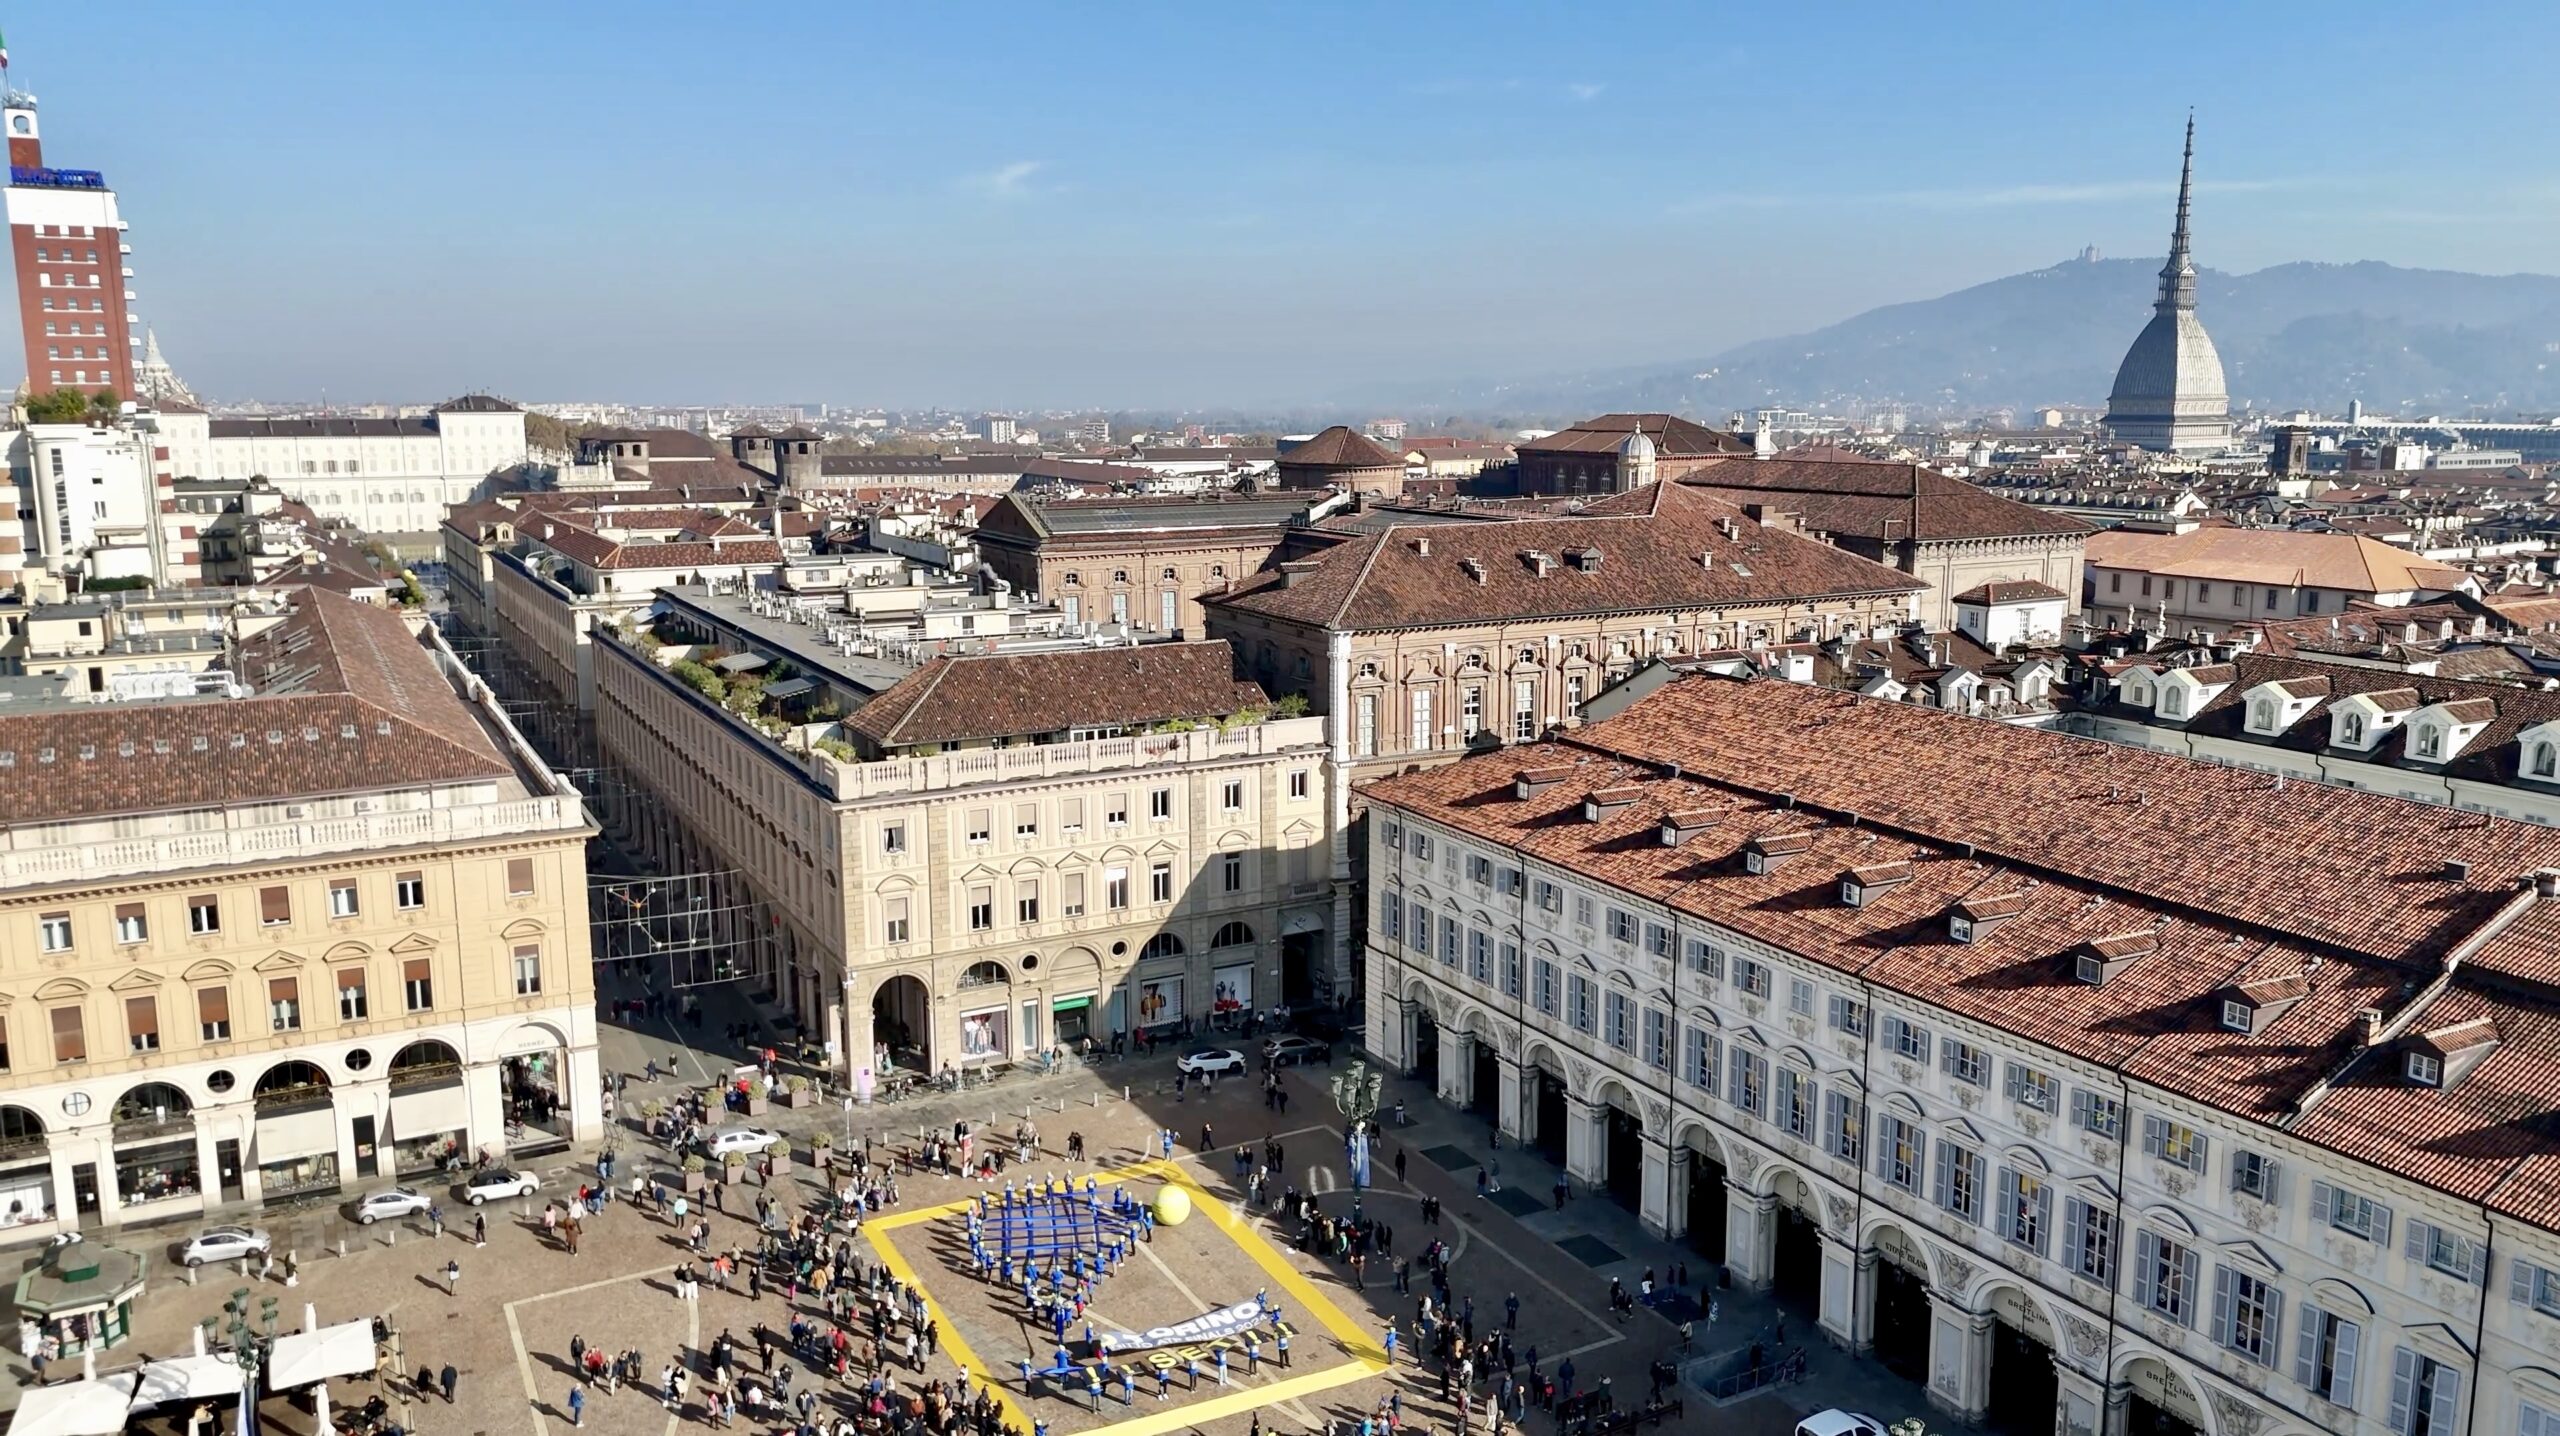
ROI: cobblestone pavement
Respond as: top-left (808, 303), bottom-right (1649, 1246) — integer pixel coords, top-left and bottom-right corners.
top-left (9, 1019), bottom-right (1980, 1436)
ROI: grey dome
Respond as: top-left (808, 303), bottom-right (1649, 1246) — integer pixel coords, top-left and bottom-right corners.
top-left (2103, 118), bottom-right (2232, 455)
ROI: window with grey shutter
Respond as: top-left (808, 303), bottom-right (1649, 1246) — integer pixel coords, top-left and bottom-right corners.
top-left (2513, 1257), bottom-right (2560, 1315)
top-left (2403, 1220), bottom-right (2482, 1285)
top-left (2387, 1349), bottom-right (2460, 1436)
top-left (2211, 1266), bottom-right (2282, 1365)
top-left (2293, 1305), bottom-right (2360, 1405)
top-left (2064, 1199), bottom-right (2116, 1286)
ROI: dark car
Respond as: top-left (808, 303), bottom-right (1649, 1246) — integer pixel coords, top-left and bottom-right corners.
top-left (1262, 1035), bottom-right (1333, 1067)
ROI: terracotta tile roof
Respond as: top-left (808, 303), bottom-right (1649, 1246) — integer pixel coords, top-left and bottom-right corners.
top-left (1358, 673), bottom-right (2560, 1228)
top-left (1204, 482), bottom-right (1922, 632)
top-left (1517, 414), bottom-right (1748, 459)
top-left (1279, 426), bottom-right (1405, 470)
top-left (843, 640), bottom-right (1267, 750)
top-left (0, 588), bottom-right (510, 824)
top-left (2086, 526), bottom-right (2476, 595)
top-left (1952, 579), bottom-right (2068, 604)
top-left (1683, 458), bottom-right (2091, 542)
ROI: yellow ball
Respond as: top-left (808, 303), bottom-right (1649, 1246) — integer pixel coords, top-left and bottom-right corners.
top-left (1152, 1185), bottom-right (1192, 1226)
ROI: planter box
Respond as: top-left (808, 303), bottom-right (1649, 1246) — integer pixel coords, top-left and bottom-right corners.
top-left (743, 1096), bottom-right (769, 1117)
top-left (722, 1164), bottom-right (753, 1186)
top-left (782, 1087), bottom-right (817, 1110)
top-left (680, 1169), bottom-right (708, 1193)
top-left (768, 1152), bottom-right (792, 1178)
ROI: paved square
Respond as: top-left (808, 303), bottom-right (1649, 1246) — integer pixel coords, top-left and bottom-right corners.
top-left (1421, 1144), bottom-right (1480, 1171)
top-left (1555, 1233), bottom-right (1625, 1268)
top-left (863, 1158), bottom-right (1387, 1436)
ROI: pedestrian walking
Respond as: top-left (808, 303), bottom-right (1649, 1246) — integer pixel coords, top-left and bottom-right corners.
top-left (473, 1212), bottom-right (487, 1247)
top-left (567, 1386), bottom-right (585, 1426)
top-left (445, 1259), bottom-right (461, 1297)
top-left (440, 1364), bottom-right (459, 1403)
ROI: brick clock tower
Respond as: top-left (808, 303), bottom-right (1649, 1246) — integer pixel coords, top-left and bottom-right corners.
top-left (5, 83), bottom-right (140, 401)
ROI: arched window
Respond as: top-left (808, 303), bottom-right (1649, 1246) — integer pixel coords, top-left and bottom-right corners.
top-left (2250, 699), bottom-right (2273, 731)
top-left (2341, 712), bottom-right (2366, 744)
top-left (1210, 921), bottom-right (1256, 950)
top-left (2415, 725), bottom-right (2443, 759)
top-left (958, 960), bottom-right (1010, 989)
top-left (114, 1082), bottom-right (192, 1125)
top-left (1138, 932), bottom-right (1186, 961)
top-left (2534, 744), bottom-right (2557, 779)
top-left (255, 1060), bottom-right (331, 1107)
top-left (0, 1106), bottom-right (46, 1154)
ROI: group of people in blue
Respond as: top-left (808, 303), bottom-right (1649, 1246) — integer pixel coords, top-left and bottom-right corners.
top-left (961, 1175), bottom-right (1152, 1340)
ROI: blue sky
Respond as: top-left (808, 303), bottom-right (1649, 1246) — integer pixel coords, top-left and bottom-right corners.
top-left (10, 0), bottom-right (2556, 409)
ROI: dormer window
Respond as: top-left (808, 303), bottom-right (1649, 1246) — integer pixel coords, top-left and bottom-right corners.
top-left (2415, 725), bottom-right (2443, 760)
top-left (2406, 1052), bottom-right (2443, 1086)
top-left (2075, 932), bottom-right (2158, 985)
top-left (2341, 713), bottom-right (2367, 745)
top-left (1950, 916), bottom-right (1975, 943)
top-left (2249, 699), bottom-right (2273, 730)
top-left (2221, 999), bottom-right (2253, 1033)
top-left (2074, 953), bottom-right (2105, 985)
top-left (2534, 744), bottom-right (2558, 779)
top-left (2160, 689), bottom-right (2184, 718)
top-left (1743, 831), bottom-right (1813, 875)
top-left (1840, 862), bottom-right (1912, 907)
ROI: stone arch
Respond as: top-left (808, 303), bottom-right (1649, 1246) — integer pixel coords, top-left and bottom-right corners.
top-left (32, 977), bottom-right (88, 1001)
top-left (2112, 1352), bottom-right (2212, 1436)
top-left (959, 959), bottom-right (1012, 990)
top-left (1518, 1036), bottom-right (1570, 1081)
top-left (1589, 1073), bottom-right (1639, 1115)
top-left (390, 1038), bottom-right (463, 1077)
top-left (499, 1019), bottom-right (574, 1056)
top-left (1970, 1276), bottom-right (2063, 1350)
top-left (1863, 1214), bottom-right (1933, 1278)
top-left (112, 1081), bottom-right (193, 1124)
top-left (1671, 1117), bottom-right (1725, 1166)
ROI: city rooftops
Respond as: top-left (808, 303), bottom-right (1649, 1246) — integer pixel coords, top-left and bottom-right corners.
top-left (843, 640), bottom-right (1268, 753)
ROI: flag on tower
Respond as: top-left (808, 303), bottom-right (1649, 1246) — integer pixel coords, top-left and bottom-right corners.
top-left (1, 28), bottom-right (11, 69)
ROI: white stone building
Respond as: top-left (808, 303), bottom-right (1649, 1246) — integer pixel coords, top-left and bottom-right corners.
top-left (1362, 674), bottom-right (2560, 1436)
top-left (157, 396), bottom-right (528, 535)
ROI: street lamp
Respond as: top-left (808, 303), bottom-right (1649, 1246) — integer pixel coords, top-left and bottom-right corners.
top-left (210, 1289), bottom-right (280, 1436)
top-left (1329, 1060), bottom-right (1385, 1219)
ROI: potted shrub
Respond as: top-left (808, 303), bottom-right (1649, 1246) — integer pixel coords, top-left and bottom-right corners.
top-left (809, 1131), bottom-right (834, 1173)
top-left (742, 1079), bottom-right (769, 1118)
top-left (702, 1084), bottom-right (726, 1114)
top-left (766, 1139), bottom-right (792, 1180)
top-left (679, 1154), bottom-right (709, 1193)
top-left (781, 1075), bottom-right (817, 1110)
top-left (723, 1153), bottom-right (751, 1186)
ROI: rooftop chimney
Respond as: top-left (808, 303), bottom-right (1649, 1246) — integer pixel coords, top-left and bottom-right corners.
top-left (2357, 1008), bottom-right (2385, 1047)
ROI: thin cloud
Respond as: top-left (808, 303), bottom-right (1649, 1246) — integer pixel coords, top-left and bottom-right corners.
top-left (962, 160), bottom-right (1044, 198)
top-left (1566, 82), bottom-right (1607, 102)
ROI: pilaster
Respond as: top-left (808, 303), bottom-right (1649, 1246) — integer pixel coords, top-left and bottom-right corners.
top-left (1723, 1185), bottom-right (1778, 1291)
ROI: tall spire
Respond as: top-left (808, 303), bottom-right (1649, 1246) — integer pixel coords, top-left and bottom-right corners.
top-left (2157, 112), bottom-right (2197, 313)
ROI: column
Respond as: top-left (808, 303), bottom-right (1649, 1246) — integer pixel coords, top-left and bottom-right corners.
top-left (564, 1041), bottom-right (606, 1142)
top-left (1926, 1302), bottom-right (1995, 1424)
top-left (2056, 1368), bottom-right (2107, 1436)
top-left (1437, 1026), bottom-right (1470, 1108)
top-left (1495, 1051), bottom-right (1524, 1145)
top-left (1723, 1184), bottom-right (1777, 1290)
top-left (2100, 1380), bottom-right (2134, 1436)
top-left (1819, 1232), bottom-right (1869, 1351)
top-left (1562, 1094), bottom-right (1603, 1186)
top-left (1638, 1132), bottom-right (1677, 1239)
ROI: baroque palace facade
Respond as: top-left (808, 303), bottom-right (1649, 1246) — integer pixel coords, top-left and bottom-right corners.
top-left (1362, 673), bottom-right (2560, 1436)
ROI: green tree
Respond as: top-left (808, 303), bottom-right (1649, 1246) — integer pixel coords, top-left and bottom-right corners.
top-left (23, 388), bottom-right (95, 423)
top-left (671, 661), bottom-right (727, 702)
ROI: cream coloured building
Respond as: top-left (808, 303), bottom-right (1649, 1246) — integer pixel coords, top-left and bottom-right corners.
top-left (156, 396), bottom-right (530, 536)
top-left (590, 617), bottom-right (1330, 1081)
top-left (1365, 674), bottom-right (2560, 1436)
top-left (0, 586), bottom-right (596, 1242)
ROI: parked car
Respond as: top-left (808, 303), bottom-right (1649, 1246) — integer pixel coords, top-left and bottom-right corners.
top-left (700, 1127), bottom-right (785, 1159)
top-left (350, 1188), bottom-right (431, 1226)
top-left (1262, 1035), bottom-right (1333, 1067)
top-left (1797, 1411), bottom-right (1887, 1436)
top-left (1177, 1048), bottom-right (1248, 1078)
top-left (460, 1167), bottom-right (538, 1205)
top-left (179, 1225), bottom-right (272, 1267)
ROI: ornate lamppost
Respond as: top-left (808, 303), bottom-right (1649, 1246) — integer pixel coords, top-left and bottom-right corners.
top-left (208, 1289), bottom-right (280, 1436)
top-left (1329, 1060), bottom-right (1385, 1219)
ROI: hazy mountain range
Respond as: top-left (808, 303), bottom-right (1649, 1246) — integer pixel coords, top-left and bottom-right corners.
top-left (1390, 257), bottom-right (2560, 424)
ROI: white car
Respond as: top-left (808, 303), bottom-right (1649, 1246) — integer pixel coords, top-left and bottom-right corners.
top-left (1797, 1411), bottom-right (1887, 1436)
top-left (179, 1225), bottom-right (272, 1267)
top-left (460, 1167), bottom-right (538, 1205)
top-left (351, 1188), bottom-right (431, 1225)
top-left (1177, 1048), bottom-right (1247, 1078)
top-left (701, 1127), bottom-right (785, 1159)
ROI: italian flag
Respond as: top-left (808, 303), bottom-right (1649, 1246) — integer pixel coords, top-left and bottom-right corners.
top-left (1, 29), bottom-right (10, 69)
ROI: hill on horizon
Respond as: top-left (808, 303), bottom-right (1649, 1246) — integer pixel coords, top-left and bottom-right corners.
top-left (1396, 257), bottom-right (2560, 424)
